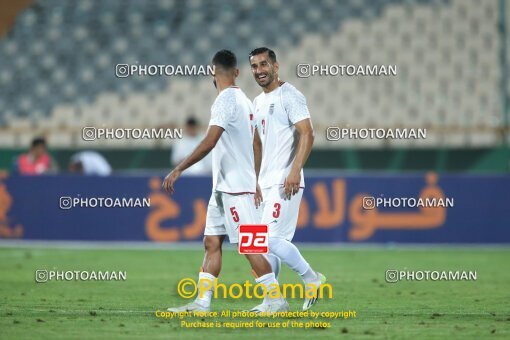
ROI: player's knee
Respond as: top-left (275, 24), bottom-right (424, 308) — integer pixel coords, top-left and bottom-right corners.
top-left (268, 237), bottom-right (282, 255)
top-left (203, 236), bottom-right (222, 254)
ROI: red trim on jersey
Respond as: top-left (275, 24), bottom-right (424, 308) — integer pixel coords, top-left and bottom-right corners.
top-left (222, 191), bottom-right (256, 195)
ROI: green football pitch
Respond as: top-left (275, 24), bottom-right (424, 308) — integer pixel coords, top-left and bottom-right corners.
top-left (0, 246), bottom-right (509, 339)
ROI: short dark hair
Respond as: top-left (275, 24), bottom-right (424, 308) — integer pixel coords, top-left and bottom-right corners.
top-left (31, 137), bottom-right (46, 148)
top-left (249, 47), bottom-right (277, 63)
top-left (212, 49), bottom-right (237, 70)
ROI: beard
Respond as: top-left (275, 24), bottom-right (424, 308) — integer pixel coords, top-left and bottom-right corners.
top-left (255, 72), bottom-right (273, 87)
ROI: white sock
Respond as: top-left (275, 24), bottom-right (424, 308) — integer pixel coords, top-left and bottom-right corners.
top-left (255, 272), bottom-right (282, 304)
top-left (268, 237), bottom-right (318, 283)
top-left (301, 268), bottom-right (318, 284)
top-left (195, 272), bottom-right (215, 307)
top-left (265, 253), bottom-right (281, 279)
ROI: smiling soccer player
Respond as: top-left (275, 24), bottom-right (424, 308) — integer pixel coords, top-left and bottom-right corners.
top-left (249, 47), bottom-right (327, 311)
top-left (163, 49), bottom-right (288, 313)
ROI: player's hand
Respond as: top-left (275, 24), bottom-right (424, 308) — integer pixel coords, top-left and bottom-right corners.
top-left (284, 170), bottom-right (301, 200)
top-left (255, 183), bottom-right (263, 208)
top-left (162, 168), bottom-right (182, 194)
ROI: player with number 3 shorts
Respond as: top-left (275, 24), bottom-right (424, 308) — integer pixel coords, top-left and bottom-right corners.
top-left (249, 47), bottom-right (327, 312)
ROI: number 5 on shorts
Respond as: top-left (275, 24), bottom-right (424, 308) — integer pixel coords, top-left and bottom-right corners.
top-left (230, 207), bottom-right (240, 222)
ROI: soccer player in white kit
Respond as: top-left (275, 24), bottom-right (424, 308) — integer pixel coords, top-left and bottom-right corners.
top-left (249, 47), bottom-right (326, 311)
top-left (163, 50), bottom-right (288, 313)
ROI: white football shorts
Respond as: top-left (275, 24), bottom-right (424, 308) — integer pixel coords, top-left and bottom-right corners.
top-left (204, 191), bottom-right (258, 244)
top-left (256, 185), bottom-right (303, 241)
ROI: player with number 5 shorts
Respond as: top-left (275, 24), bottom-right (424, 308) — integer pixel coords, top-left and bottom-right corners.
top-left (249, 47), bottom-right (327, 312)
top-left (163, 50), bottom-right (288, 314)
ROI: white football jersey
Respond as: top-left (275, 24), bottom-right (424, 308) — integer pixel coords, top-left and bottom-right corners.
top-left (253, 82), bottom-right (311, 189)
top-left (209, 86), bottom-right (256, 193)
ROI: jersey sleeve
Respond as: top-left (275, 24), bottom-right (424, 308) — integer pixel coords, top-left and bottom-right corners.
top-left (252, 97), bottom-right (259, 129)
top-left (209, 90), bottom-right (236, 129)
top-left (282, 85), bottom-right (311, 125)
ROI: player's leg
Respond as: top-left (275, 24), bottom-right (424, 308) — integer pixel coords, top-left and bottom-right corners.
top-left (244, 253), bottom-right (288, 313)
top-left (263, 186), bottom-right (312, 278)
top-left (222, 192), bottom-right (288, 313)
top-left (167, 193), bottom-right (226, 312)
top-left (244, 252), bottom-right (272, 276)
top-left (192, 234), bottom-right (225, 309)
top-left (268, 237), bottom-right (326, 310)
top-left (264, 253), bottom-right (281, 279)
top-left (256, 188), bottom-right (282, 279)
top-left (262, 185), bottom-right (327, 310)
top-left (202, 234), bottom-right (225, 277)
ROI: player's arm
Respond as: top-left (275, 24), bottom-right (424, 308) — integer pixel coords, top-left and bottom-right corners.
top-left (253, 127), bottom-right (262, 180)
top-left (163, 126), bottom-right (223, 193)
top-left (283, 87), bottom-right (314, 199)
top-left (175, 125), bottom-right (223, 172)
top-left (285, 118), bottom-right (314, 198)
top-left (253, 127), bottom-right (263, 207)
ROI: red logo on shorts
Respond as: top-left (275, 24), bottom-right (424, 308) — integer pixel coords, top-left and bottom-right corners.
top-left (238, 224), bottom-right (268, 254)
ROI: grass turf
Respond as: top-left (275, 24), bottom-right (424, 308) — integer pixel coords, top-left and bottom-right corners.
top-left (0, 246), bottom-right (509, 339)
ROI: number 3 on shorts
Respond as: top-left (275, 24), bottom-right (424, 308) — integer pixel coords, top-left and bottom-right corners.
top-left (273, 203), bottom-right (281, 218)
top-left (230, 206), bottom-right (240, 222)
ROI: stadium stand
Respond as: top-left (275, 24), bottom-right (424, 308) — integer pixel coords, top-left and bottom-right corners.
top-left (0, 0), bottom-right (506, 148)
